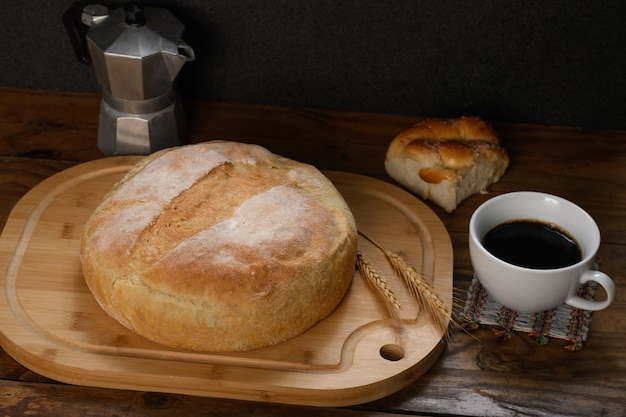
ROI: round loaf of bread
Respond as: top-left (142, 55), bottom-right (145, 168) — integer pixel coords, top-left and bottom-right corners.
top-left (81, 141), bottom-right (357, 352)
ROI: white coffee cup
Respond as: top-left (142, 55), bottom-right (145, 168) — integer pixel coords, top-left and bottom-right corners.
top-left (469, 191), bottom-right (616, 313)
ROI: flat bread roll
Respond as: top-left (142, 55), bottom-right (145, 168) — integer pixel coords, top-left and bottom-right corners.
top-left (81, 141), bottom-right (357, 352)
top-left (384, 116), bottom-right (509, 212)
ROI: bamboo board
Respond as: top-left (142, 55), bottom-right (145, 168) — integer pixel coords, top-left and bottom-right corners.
top-left (0, 156), bottom-right (453, 406)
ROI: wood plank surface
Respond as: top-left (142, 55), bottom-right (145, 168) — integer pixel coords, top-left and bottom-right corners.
top-left (1, 87), bottom-right (625, 416)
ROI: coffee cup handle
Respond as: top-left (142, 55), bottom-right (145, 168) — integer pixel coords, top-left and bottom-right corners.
top-left (565, 270), bottom-right (616, 311)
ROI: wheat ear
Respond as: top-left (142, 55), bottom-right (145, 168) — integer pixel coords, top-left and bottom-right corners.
top-left (356, 250), bottom-right (401, 317)
top-left (358, 231), bottom-right (450, 335)
top-left (385, 251), bottom-right (450, 335)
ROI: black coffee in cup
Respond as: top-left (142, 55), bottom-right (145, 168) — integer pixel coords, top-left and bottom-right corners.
top-left (482, 220), bottom-right (582, 269)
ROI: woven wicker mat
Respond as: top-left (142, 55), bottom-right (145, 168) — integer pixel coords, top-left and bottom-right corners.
top-left (460, 274), bottom-right (596, 351)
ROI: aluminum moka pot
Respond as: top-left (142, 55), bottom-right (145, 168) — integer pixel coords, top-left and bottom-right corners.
top-left (64, 2), bottom-right (195, 156)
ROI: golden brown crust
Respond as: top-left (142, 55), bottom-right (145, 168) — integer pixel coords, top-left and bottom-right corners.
top-left (81, 141), bottom-right (357, 352)
top-left (384, 116), bottom-right (509, 212)
top-left (418, 167), bottom-right (455, 184)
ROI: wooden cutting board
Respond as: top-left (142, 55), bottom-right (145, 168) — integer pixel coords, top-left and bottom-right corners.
top-left (0, 156), bottom-right (453, 407)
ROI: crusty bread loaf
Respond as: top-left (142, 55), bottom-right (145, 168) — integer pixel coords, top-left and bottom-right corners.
top-left (384, 116), bottom-right (509, 212)
top-left (81, 141), bottom-right (357, 352)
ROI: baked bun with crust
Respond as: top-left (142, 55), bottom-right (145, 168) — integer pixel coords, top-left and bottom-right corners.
top-left (384, 116), bottom-right (509, 212)
top-left (81, 141), bottom-right (357, 352)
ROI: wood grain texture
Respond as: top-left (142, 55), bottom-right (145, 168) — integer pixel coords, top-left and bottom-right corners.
top-left (0, 87), bottom-right (625, 416)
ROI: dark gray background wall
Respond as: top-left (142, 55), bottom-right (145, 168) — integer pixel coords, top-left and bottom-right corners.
top-left (2, 1), bottom-right (626, 129)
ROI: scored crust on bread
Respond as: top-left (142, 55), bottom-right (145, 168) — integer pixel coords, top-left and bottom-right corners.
top-left (81, 141), bottom-right (357, 352)
top-left (384, 116), bottom-right (509, 212)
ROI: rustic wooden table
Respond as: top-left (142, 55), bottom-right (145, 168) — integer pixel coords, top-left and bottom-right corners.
top-left (1, 87), bottom-right (624, 416)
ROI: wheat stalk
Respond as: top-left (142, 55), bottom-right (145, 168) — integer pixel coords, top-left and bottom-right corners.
top-left (385, 251), bottom-right (450, 335)
top-left (358, 230), bottom-right (451, 335)
top-left (356, 250), bottom-right (401, 317)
